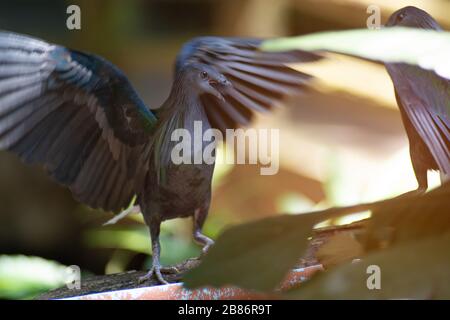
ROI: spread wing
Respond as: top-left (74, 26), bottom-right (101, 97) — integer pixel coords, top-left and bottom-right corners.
top-left (386, 63), bottom-right (450, 176)
top-left (175, 37), bottom-right (320, 135)
top-left (0, 31), bottom-right (158, 211)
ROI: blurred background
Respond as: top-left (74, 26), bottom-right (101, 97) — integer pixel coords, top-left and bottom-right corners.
top-left (0, 0), bottom-right (449, 299)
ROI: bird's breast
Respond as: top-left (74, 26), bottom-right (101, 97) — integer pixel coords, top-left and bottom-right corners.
top-left (143, 106), bottom-right (216, 220)
top-left (145, 161), bottom-right (215, 221)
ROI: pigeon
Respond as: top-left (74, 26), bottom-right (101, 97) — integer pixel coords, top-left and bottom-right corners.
top-left (385, 6), bottom-right (450, 195)
top-left (0, 31), bottom-right (318, 283)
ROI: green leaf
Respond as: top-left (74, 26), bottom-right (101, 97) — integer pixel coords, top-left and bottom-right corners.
top-left (261, 27), bottom-right (450, 80)
top-left (363, 183), bottom-right (450, 251)
top-left (184, 182), bottom-right (450, 293)
top-left (287, 232), bottom-right (450, 299)
top-left (84, 226), bottom-right (150, 254)
top-left (183, 210), bottom-right (340, 291)
top-left (0, 255), bottom-right (69, 299)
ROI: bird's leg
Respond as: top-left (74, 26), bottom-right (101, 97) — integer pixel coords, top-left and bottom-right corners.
top-left (396, 165), bottom-right (428, 199)
top-left (138, 218), bottom-right (178, 285)
top-left (193, 207), bottom-right (214, 256)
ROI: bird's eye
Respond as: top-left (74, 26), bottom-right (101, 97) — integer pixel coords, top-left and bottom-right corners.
top-left (397, 12), bottom-right (406, 22)
top-left (200, 71), bottom-right (208, 79)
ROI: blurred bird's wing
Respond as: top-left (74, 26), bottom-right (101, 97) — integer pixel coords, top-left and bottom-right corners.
top-left (0, 32), bottom-right (158, 212)
top-left (175, 37), bottom-right (320, 135)
top-left (386, 63), bottom-right (450, 175)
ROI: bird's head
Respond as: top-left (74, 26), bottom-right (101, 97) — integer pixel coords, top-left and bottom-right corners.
top-left (182, 63), bottom-right (231, 101)
top-left (386, 6), bottom-right (441, 30)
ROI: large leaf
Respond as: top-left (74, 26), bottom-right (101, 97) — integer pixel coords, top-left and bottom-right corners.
top-left (363, 183), bottom-right (450, 251)
top-left (261, 28), bottom-right (450, 80)
top-left (184, 183), bottom-right (450, 292)
top-left (184, 202), bottom-right (378, 291)
top-left (310, 184), bottom-right (450, 272)
top-left (287, 232), bottom-right (450, 299)
top-left (184, 213), bottom-right (327, 291)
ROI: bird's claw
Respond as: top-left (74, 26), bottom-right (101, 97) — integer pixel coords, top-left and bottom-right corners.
top-left (200, 240), bottom-right (214, 256)
top-left (138, 265), bottom-right (180, 285)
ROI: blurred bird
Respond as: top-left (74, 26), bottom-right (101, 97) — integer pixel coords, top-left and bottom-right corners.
top-left (385, 6), bottom-right (450, 196)
top-left (0, 32), bottom-right (318, 283)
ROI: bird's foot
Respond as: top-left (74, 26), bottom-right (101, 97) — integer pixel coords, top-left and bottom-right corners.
top-left (200, 239), bottom-right (214, 256)
top-left (193, 231), bottom-right (215, 256)
top-left (138, 265), bottom-right (180, 285)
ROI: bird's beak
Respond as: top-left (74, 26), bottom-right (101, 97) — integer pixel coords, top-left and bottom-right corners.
top-left (205, 78), bottom-right (231, 101)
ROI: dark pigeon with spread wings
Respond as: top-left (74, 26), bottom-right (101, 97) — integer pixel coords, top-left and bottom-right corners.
top-left (385, 6), bottom-right (450, 194)
top-left (0, 32), bottom-right (319, 283)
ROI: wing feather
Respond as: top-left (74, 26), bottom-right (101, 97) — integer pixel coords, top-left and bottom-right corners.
top-left (0, 31), bottom-right (158, 212)
top-left (176, 37), bottom-right (319, 134)
top-left (387, 64), bottom-right (450, 175)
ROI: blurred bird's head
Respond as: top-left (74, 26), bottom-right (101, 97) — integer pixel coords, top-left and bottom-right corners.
top-left (181, 63), bottom-right (231, 101)
top-left (386, 6), bottom-right (442, 30)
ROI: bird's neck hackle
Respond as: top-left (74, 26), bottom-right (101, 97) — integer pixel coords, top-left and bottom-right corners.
top-left (152, 70), bottom-right (209, 183)
top-left (160, 70), bottom-right (202, 115)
